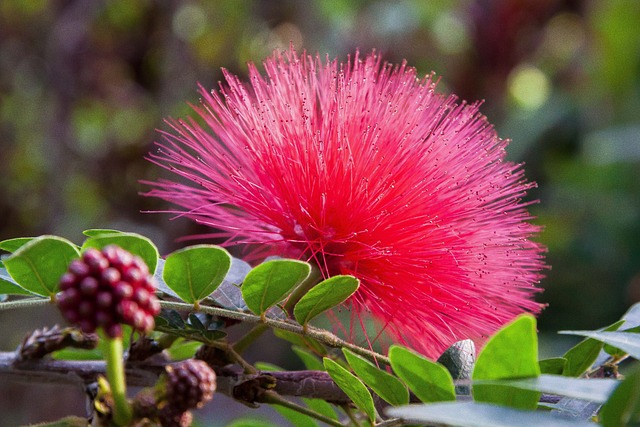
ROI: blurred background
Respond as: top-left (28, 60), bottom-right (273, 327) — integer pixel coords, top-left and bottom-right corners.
top-left (1, 0), bottom-right (639, 424)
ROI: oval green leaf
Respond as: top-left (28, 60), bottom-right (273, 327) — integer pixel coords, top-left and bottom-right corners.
top-left (82, 232), bottom-right (159, 273)
top-left (389, 345), bottom-right (455, 403)
top-left (163, 245), bottom-right (231, 305)
top-left (324, 357), bottom-right (376, 422)
top-left (241, 259), bottom-right (311, 315)
top-left (3, 236), bottom-right (80, 297)
top-left (82, 229), bottom-right (123, 237)
top-left (472, 315), bottom-right (540, 410)
top-left (0, 237), bottom-right (35, 253)
top-left (344, 348), bottom-right (409, 406)
top-left (293, 275), bottom-right (359, 325)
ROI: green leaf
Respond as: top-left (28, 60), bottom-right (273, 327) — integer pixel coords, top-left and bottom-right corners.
top-left (0, 237), bottom-right (36, 253)
top-left (166, 340), bottom-right (202, 360)
top-left (82, 232), bottom-right (159, 273)
top-left (561, 320), bottom-right (624, 377)
top-left (603, 325), bottom-right (640, 358)
top-left (472, 315), bottom-right (540, 410)
top-left (599, 365), bottom-right (640, 427)
top-left (254, 362), bottom-right (283, 371)
top-left (0, 267), bottom-right (36, 295)
top-left (386, 401), bottom-right (595, 427)
top-left (274, 329), bottom-right (327, 356)
top-left (52, 348), bottom-right (103, 361)
top-left (155, 309), bottom-right (227, 345)
top-left (539, 358), bottom-right (568, 375)
top-left (163, 245), bottom-right (231, 305)
top-left (560, 329), bottom-right (640, 360)
top-left (324, 357), bottom-right (376, 422)
top-left (389, 345), bottom-right (455, 403)
top-left (344, 348), bottom-right (409, 406)
top-left (476, 374), bottom-right (618, 404)
top-left (293, 275), bottom-right (359, 325)
top-left (82, 229), bottom-right (124, 237)
top-left (241, 259), bottom-right (311, 316)
top-left (292, 346), bottom-right (325, 370)
top-left (226, 418), bottom-right (279, 427)
top-left (302, 398), bottom-right (339, 421)
top-left (4, 236), bottom-right (80, 297)
top-left (272, 405), bottom-right (319, 427)
top-left (25, 416), bottom-right (89, 427)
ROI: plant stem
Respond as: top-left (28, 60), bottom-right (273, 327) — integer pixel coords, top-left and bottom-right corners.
top-left (160, 300), bottom-right (390, 365)
top-left (104, 336), bottom-right (132, 426)
top-left (221, 341), bottom-right (257, 374)
top-left (262, 390), bottom-right (344, 427)
top-left (284, 265), bottom-right (322, 315)
top-left (0, 297), bottom-right (50, 311)
top-left (343, 404), bottom-right (363, 426)
top-left (233, 323), bottom-right (269, 354)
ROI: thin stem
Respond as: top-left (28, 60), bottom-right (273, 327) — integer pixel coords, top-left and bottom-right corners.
top-left (104, 336), bottom-right (132, 426)
top-left (284, 265), bottom-right (322, 315)
top-left (233, 323), bottom-right (269, 354)
top-left (160, 300), bottom-right (390, 365)
top-left (221, 341), bottom-right (257, 374)
top-left (0, 297), bottom-right (50, 311)
top-left (343, 404), bottom-right (363, 427)
top-left (262, 390), bottom-right (344, 427)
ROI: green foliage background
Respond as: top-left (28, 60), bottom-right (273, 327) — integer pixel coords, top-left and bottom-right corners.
top-left (1, 0), bottom-right (639, 424)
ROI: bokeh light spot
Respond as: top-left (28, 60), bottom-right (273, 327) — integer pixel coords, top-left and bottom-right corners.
top-left (508, 65), bottom-right (551, 110)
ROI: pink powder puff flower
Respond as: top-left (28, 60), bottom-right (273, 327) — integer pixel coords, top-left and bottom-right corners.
top-left (145, 48), bottom-right (545, 358)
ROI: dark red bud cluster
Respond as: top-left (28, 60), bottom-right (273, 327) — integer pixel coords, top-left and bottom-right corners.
top-left (165, 359), bottom-right (216, 412)
top-left (57, 245), bottom-right (161, 338)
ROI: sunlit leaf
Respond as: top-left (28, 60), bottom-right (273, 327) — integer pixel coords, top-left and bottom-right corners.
top-left (344, 348), bottom-right (409, 406)
top-left (82, 229), bottom-right (123, 237)
top-left (163, 245), bottom-right (231, 305)
top-left (241, 259), bottom-right (311, 315)
top-left (389, 345), bottom-right (455, 403)
top-left (4, 236), bottom-right (80, 297)
top-left (293, 275), bottom-right (359, 325)
top-left (324, 357), bottom-right (376, 422)
top-left (472, 315), bottom-right (540, 410)
top-left (387, 401), bottom-right (594, 427)
top-left (82, 232), bottom-right (159, 273)
top-left (0, 237), bottom-right (36, 253)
